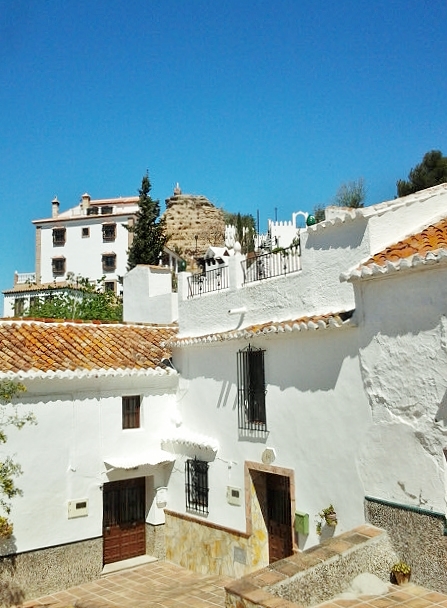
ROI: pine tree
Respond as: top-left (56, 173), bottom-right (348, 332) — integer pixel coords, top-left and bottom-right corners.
top-left (127, 173), bottom-right (168, 270)
top-left (397, 150), bottom-right (447, 197)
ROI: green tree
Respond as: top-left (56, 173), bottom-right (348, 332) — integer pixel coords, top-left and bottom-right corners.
top-left (334, 178), bottom-right (366, 208)
top-left (127, 173), bottom-right (168, 270)
top-left (26, 276), bottom-right (123, 321)
top-left (313, 204), bottom-right (326, 223)
top-left (0, 380), bottom-right (34, 539)
top-left (223, 211), bottom-right (256, 253)
top-left (397, 150), bottom-right (447, 197)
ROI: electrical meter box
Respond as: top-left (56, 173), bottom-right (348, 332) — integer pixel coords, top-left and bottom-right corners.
top-left (226, 486), bottom-right (242, 506)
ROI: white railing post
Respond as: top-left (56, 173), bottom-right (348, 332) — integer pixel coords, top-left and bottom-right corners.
top-left (177, 271), bottom-right (191, 301)
top-left (229, 247), bottom-right (245, 290)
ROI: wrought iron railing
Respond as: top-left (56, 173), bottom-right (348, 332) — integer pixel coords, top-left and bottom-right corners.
top-left (187, 266), bottom-right (229, 298)
top-left (241, 244), bottom-right (301, 284)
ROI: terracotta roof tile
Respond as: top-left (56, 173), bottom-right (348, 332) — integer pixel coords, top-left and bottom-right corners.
top-left (368, 219), bottom-right (447, 266)
top-left (342, 217), bottom-right (447, 282)
top-left (168, 311), bottom-right (354, 347)
top-left (0, 320), bottom-right (177, 378)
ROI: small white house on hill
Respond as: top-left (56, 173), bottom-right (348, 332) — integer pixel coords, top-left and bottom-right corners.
top-left (5, 183), bottom-right (447, 598)
top-left (130, 184), bottom-right (447, 590)
top-left (0, 319), bottom-right (178, 598)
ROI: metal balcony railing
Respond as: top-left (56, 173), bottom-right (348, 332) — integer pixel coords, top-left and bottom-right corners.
top-left (241, 245), bottom-right (301, 284)
top-left (187, 266), bottom-right (229, 298)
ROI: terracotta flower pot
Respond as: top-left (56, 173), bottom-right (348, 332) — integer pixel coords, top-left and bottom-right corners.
top-left (394, 571), bottom-right (411, 585)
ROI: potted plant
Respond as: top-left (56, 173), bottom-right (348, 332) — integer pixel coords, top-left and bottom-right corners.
top-left (316, 504), bottom-right (338, 535)
top-left (391, 562), bottom-right (411, 585)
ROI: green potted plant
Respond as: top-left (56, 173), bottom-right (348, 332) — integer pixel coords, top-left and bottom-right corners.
top-left (316, 504), bottom-right (338, 535)
top-left (391, 562), bottom-right (411, 585)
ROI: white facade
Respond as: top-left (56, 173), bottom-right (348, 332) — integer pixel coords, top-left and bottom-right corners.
top-left (4, 184), bottom-right (447, 592)
top-left (35, 194), bottom-right (138, 288)
top-left (3, 373), bottom-right (178, 556)
top-left (147, 183), bottom-right (447, 574)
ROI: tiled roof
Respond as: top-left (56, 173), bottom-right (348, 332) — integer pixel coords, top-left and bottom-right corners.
top-left (3, 281), bottom-right (73, 295)
top-left (0, 319), bottom-right (177, 380)
top-left (168, 311), bottom-right (354, 347)
top-left (342, 217), bottom-right (447, 281)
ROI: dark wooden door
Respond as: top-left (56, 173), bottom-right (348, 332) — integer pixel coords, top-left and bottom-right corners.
top-left (103, 477), bottom-right (146, 565)
top-left (266, 474), bottom-right (293, 563)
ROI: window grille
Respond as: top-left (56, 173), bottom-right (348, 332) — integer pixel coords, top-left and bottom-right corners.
top-left (237, 345), bottom-right (267, 431)
top-left (102, 223), bottom-right (116, 241)
top-left (185, 458), bottom-right (209, 514)
top-left (52, 228), bottom-right (66, 245)
top-left (122, 396), bottom-right (140, 429)
top-left (102, 253), bottom-right (116, 272)
top-left (14, 298), bottom-right (25, 316)
top-left (52, 257), bottom-right (66, 275)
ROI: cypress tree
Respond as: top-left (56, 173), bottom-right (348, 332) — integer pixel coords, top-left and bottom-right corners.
top-left (127, 173), bottom-right (168, 270)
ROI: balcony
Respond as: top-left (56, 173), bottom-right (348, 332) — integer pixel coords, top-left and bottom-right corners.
top-left (15, 272), bottom-right (36, 285)
top-left (241, 245), bottom-right (301, 284)
top-left (187, 266), bottom-right (229, 298)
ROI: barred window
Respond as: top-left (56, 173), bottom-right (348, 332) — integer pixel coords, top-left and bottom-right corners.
top-left (102, 253), bottom-right (116, 272)
top-left (122, 396), bottom-right (140, 429)
top-left (102, 223), bottom-right (116, 242)
top-left (185, 458), bottom-right (209, 514)
top-left (52, 256), bottom-right (66, 276)
top-left (52, 227), bottom-right (66, 245)
top-left (237, 345), bottom-right (267, 431)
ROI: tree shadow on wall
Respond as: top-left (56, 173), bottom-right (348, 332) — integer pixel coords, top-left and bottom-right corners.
top-left (0, 537), bottom-right (25, 608)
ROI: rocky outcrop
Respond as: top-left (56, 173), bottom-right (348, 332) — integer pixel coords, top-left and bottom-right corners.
top-left (163, 186), bottom-right (225, 263)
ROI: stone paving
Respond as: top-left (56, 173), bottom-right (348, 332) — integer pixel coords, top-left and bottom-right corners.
top-left (22, 561), bottom-right (233, 608)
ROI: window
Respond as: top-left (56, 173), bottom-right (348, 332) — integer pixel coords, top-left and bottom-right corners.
top-left (185, 458), bottom-right (209, 514)
top-left (87, 206), bottom-right (99, 215)
top-left (237, 345), bottom-right (267, 431)
top-left (52, 257), bottom-right (66, 276)
top-left (104, 281), bottom-right (116, 293)
top-left (14, 298), bottom-right (25, 316)
top-left (102, 223), bottom-right (116, 242)
top-left (102, 253), bottom-right (116, 272)
top-left (82, 227), bottom-right (90, 237)
top-left (52, 227), bottom-right (66, 246)
top-left (122, 396), bottom-right (140, 429)
top-left (101, 205), bottom-right (113, 214)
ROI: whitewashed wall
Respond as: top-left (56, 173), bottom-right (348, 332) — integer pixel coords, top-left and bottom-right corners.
top-left (38, 216), bottom-right (131, 284)
top-left (1, 374), bottom-right (178, 556)
top-left (169, 326), bottom-right (372, 549)
top-left (177, 220), bottom-right (370, 337)
top-left (355, 265), bottom-right (447, 512)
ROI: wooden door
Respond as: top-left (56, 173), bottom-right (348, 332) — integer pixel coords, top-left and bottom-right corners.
top-left (266, 473), bottom-right (293, 563)
top-left (103, 477), bottom-right (146, 565)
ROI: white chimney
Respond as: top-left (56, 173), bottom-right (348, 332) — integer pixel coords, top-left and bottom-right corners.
top-left (52, 196), bottom-right (60, 218)
top-left (81, 192), bottom-right (91, 212)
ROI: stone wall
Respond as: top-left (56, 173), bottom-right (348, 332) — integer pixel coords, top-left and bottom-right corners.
top-left (365, 497), bottom-right (447, 593)
top-left (164, 510), bottom-right (265, 579)
top-left (145, 523), bottom-right (166, 560)
top-left (0, 537), bottom-right (102, 601)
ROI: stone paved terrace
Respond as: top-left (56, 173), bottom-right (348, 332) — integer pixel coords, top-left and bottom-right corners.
top-left (22, 561), bottom-right (233, 608)
top-left (21, 525), bottom-right (447, 608)
top-left (225, 525), bottom-right (408, 607)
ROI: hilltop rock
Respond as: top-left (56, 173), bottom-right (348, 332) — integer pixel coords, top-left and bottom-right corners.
top-left (163, 186), bottom-right (225, 264)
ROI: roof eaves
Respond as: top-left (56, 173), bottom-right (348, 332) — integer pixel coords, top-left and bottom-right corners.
top-left (341, 248), bottom-right (447, 282)
top-left (168, 311), bottom-right (355, 348)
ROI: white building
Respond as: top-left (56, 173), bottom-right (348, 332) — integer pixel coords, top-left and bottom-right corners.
top-left (0, 319), bottom-right (178, 598)
top-left (4, 184), bottom-right (447, 598)
top-left (3, 193), bottom-right (184, 317)
top-left (151, 184), bottom-right (447, 587)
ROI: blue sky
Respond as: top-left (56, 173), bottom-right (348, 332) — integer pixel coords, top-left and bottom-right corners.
top-left (1, 0), bottom-right (446, 297)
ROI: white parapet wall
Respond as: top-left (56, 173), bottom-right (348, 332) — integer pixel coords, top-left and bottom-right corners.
top-left (123, 265), bottom-right (178, 324)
